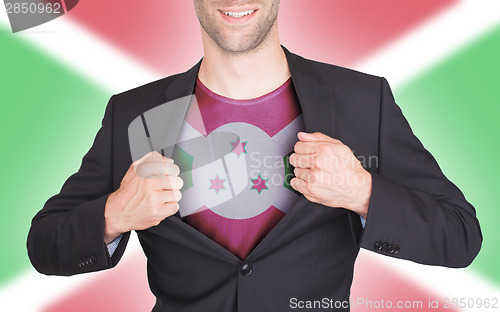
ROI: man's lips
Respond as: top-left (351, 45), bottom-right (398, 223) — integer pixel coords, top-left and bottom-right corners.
top-left (218, 8), bottom-right (258, 24)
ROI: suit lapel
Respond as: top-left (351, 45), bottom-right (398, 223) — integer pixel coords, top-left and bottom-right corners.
top-left (155, 47), bottom-right (338, 261)
top-left (163, 60), bottom-right (201, 102)
top-left (283, 46), bottom-right (337, 137)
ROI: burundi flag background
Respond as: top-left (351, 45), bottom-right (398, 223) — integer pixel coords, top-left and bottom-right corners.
top-left (1, 1), bottom-right (499, 311)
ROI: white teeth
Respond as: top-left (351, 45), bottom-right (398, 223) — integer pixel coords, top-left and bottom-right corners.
top-left (222, 10), bottom-right (255, 18)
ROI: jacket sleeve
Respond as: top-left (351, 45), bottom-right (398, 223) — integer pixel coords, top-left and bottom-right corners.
top-left (27, 95), bottom-right (130, 276)
top-left (357, 77), bottom-right (482, 268)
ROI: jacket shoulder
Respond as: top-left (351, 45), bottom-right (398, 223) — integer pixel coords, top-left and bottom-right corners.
top-left (109, 70), bottom-right (193, 125)
top-left (114, 73), bottom-right (181, 103)
top-left (292, 52), bottom-right (382, 88)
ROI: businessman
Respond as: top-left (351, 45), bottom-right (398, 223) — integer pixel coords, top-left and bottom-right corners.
top-left (27, 1), bottom-right (482, 311)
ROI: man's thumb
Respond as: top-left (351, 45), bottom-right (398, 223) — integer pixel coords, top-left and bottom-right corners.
top-left (297, 132), bottom-right (339, 143)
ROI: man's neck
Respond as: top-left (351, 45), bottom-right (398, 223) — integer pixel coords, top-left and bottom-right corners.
top-left (198, 30), bottom-right (291, 100)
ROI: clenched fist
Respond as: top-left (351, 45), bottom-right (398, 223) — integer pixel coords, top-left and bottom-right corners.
top-left (289, 132), bottom-right (372, 219)
top-left (104, 151), bottom-right (184, 244)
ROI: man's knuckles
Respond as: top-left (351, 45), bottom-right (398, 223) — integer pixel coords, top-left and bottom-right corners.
top-left (308, 169), bottom-right (322, 184)
top-left (150, 202), bottom-right (179, 221)
top-left (135, 162), bottom-right (180, 178)
top-left (136, 174), bottom-right (183, 191)
top-left (163, 176), bottom-right (183, 190)
top-left (148, 199), bottom-right (179, 217)
top-left (165, 202), bottom-right (180, 215)
top-left (312, 155), bottom-right (325, 168)
top-left (316, 143), bottom-right (332, 155)
top-left (159, 190), bottom-right (182, 203)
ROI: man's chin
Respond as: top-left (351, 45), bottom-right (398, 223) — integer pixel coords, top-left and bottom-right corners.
top-left (216, 36), bottom-right (267, 55)
top-left (220, 45), bottom-right (258, 55)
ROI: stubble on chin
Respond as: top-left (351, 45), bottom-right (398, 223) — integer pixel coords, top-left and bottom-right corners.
top-left (195, 1), bottom-right (280, 55)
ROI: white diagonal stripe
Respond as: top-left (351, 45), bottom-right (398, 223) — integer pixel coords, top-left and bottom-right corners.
top-left (355, 0), bottom-right (500, 88)
top-left (0, 234), bottom-right (143, 312)
top-left (0, 12), bottom-right (158, 94)
top-left (356, 250), bottom-right (500, 312)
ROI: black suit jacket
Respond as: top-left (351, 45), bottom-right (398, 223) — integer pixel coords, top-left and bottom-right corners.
top-left (27, 46), bottom-right (482, 312)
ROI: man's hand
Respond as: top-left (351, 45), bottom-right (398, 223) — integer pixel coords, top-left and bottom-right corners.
top-left (289, 132), bottom-right (372, 219)
top-left (104, 151), bottom-right (183, 244)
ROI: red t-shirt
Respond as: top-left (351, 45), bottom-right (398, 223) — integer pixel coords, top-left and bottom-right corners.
top-left (177, 77), bottom-right (304, 259)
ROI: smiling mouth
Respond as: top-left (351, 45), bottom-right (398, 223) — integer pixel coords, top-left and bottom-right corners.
top-left (219, 9), bottom-right (257, 18)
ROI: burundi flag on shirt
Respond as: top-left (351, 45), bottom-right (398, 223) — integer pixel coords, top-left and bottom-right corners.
top-left (1, 1), bottom-right (499, 311)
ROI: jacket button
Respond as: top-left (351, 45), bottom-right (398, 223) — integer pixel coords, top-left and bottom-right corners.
top-left (387, 244), bottom-right (395, 253)
top-left (393, 245), bottom-right (400, 254)
top-left (381, 242), bottom-right (389, 252)
top-left (240, 263), bottom-right (253, 276)
top-left (89, 256), bottom-right (97, 265)
top-left (374, 241), bottom-right (383, 251)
